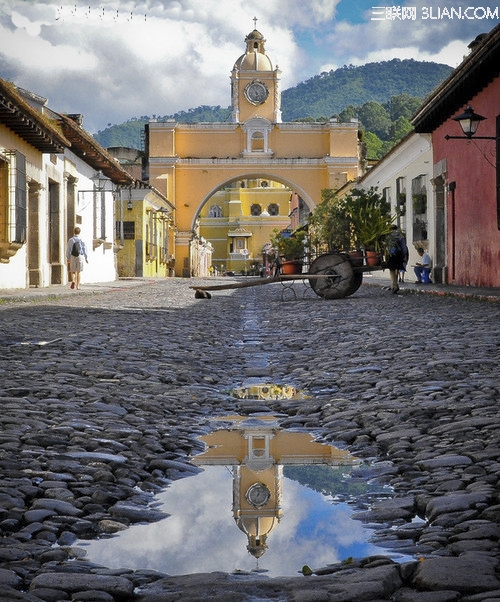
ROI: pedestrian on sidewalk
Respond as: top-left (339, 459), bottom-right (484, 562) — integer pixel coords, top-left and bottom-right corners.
top-left (414, 248), bottom-right (432, 284)
top-left (385, 225), bottom-right (408, 294)
top-left (66, 227), bottom-right (88, 290)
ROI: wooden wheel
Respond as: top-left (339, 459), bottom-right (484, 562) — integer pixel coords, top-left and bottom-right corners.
top-left (345, 271), bottom-right (363, 297)
top-left (308, 253), bottom-right (355, 299)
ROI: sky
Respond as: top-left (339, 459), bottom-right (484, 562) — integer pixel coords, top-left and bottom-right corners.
top-left (81, 465), bottom-right (389, 576)
top-left (1, 0), bottom-right (499, 134)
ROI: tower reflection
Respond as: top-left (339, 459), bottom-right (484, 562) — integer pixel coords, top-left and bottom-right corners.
top-left (191, 415), bottom-right (359, 560)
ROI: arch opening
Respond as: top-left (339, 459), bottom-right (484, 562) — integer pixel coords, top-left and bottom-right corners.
top-left (197, 175), bottom-right (313, 276)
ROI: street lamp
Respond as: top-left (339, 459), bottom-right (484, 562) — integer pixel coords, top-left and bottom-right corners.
top-left (445, 105), bottom-right (495, 140)
top-left (90, 170), bottom-right (115, 191)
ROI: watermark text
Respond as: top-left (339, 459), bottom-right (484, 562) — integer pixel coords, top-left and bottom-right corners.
top-left (371, 6), bottom-right (499, 20)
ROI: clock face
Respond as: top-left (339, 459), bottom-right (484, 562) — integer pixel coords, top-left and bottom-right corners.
top-left (246, 483), bottom-right (271, 507)
top-left (245, 81), bottom-right (269, 105)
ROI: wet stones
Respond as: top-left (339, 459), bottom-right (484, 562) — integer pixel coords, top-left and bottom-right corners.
top-left (0, 279), bottom-right (499, 600)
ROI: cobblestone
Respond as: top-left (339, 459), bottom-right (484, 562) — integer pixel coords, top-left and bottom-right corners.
top-left (0, 277), bottom-right (499, 601)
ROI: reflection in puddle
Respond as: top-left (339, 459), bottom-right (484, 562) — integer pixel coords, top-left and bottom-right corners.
top-left (79, 416), bottom-right (402, 577)
top-left (230, 383), bottom-right (302, 400)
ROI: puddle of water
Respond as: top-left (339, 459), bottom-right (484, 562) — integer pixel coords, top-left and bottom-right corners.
top-left (230, 383), bottom-right (301, 400)
top-left (79, 415), bottom-right (411, 577)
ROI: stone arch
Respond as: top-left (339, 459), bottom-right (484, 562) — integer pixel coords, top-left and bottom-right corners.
top-left (191, 173), bottom-right (316, 231)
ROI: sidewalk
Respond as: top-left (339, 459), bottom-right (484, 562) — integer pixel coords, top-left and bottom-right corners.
top-left (0, 278), bottom-right (154, 304)
top-left (1, 275), bottom-right (499, 304)
top-left (363, 272), bottom-right (500, 302)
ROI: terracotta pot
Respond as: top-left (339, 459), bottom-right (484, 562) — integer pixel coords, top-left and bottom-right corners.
top-left (281, 260), bottom-right (303, 275)
top-left (349, 251), bottom-right (363, 267)
top-left (366, 250), bottom-right (381, 267)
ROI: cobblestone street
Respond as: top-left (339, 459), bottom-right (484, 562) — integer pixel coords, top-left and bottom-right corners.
top-left (0, 277), bottom-right (499, 601)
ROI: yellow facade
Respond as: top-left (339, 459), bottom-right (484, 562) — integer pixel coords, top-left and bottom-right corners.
top-left (146, 28), bottom-right (362, 276)
top-left (199, 179), bottom-right (292, 273)
top-left (192, 415), bottom-right (356, 560)
top-left (116, 189), bottom-right (175, 278)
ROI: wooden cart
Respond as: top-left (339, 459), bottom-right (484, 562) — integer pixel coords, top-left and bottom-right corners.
top-left (191, 251), bottom-right (383, 300)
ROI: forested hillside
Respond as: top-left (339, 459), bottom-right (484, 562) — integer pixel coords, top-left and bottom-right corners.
top-left (281, 58), bottom-right (451, 121)
top-left (94, 58), bottom-right (452, 158)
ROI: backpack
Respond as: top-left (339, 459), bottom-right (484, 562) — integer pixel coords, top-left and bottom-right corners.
top-left (71, 239), bottom-right (81, 257)
top-left (389, 236), bottom-right (403, 257)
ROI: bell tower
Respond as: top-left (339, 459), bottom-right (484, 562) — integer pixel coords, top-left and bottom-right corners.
top-left (231, 20), bottom-right (282, 124)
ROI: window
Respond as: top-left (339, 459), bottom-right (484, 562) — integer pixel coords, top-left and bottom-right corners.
top-left (48, 180), bottom-right (60, 263)
top-left (242, 117), bottom-right (272, 155)
top-left (250, 204), bottom-right (262, 216)
top-left (251, 131), bottom-right (264, 152)
top-left (116, 221), bottom-right (135, 240)
top-left (1, 151), bottom-right (27, 246)
top-left (0, 157), bottom-right (8, 242)
top-left (208, 204), bottom-right (222, 218)
top-left (412, 175), bottom-right (428, 241)
top-left (268, 203), bottom-right (279, 216)
top-left (14, 152), bottom-right (27, 244)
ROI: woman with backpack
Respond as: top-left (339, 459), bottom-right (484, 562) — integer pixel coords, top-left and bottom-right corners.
top-left (385, 225), bottom-right (408, 294)
top-left (66, 227), bottom-right (88, 290)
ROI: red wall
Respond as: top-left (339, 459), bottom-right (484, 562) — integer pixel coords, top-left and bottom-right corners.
top-left (432, 77), bottom-right (500, 287)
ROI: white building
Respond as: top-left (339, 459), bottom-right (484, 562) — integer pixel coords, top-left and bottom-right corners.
top-left (357, 132), bottom-right (438, 282)
top-left (0, 79), bottom-right (136, 290)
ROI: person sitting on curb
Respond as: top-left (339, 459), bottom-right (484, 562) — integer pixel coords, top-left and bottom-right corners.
top-left (414, 247), bottom-right (432, 284)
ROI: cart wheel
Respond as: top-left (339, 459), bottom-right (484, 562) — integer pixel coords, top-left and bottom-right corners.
top-left (344, 271), bottom-right (363, 297)
top-left (308, 253), bottom-right (355, 299)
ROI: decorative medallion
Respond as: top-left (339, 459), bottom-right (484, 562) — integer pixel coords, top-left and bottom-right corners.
top-left (244, 81), bottom-right (269, 105)
top-left (245, 482), bottom-right (271, 507)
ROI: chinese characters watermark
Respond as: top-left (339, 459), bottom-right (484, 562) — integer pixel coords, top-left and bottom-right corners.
top-left (372, 6), bottom-right (499, 20)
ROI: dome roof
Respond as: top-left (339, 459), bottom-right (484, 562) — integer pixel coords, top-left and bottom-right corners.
top-left (235, 52), bottom-right (273, 72)
top-left (246, 29), bottom-right (264, 41)
top-left (234, 29), bottom-right (273, 72)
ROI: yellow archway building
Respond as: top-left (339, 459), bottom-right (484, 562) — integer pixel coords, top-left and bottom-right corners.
top-left (146, 27), bottom-right (362, 276)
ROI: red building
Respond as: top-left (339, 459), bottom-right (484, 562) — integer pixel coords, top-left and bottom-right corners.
top-left (413, 24), bottom-right (500, 288)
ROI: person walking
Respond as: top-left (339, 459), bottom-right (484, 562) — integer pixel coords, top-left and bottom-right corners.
top-left (66, 227), bottom-right (88, 290)
top-left (385, 225), bottom-right (408, 294)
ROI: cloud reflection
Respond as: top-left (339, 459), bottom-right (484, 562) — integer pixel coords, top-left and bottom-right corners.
top-left (81, 465), bottom-right (383, 576)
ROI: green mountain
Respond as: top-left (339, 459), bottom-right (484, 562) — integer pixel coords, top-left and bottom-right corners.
top-left (94, 59), bottom-right (452, 152)
top-left (281, 58), bottom-right (451, 121)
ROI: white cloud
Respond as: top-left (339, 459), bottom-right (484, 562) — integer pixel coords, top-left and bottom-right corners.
top-left (0, 21), bottom-right (98, 71)
top-left (0, 0), bottom-right (498, 132)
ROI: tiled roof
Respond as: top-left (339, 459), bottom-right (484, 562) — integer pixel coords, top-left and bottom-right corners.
top-left (0, 79), bottom-right (70, 152)
top-left (412, 23), bottom-right (500, 132)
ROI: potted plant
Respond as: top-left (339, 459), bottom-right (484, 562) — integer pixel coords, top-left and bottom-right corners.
top-left (270, 228), bottom-right (307, 274)
top-left (413, 192), bottom-right (427, 215)
top-left (347, 188), bottom-right (394, 266)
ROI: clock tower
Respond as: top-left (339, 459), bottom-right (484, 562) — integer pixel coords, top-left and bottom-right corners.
top-left (231, 24), bottom-right (282, 124)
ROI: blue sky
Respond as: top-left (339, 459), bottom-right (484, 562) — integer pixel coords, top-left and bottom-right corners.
top-left (0, 0), bottom-right (498, 133)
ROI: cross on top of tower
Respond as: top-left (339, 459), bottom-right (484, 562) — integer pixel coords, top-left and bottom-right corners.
top-left (253, 16), bottom-right (258, 29)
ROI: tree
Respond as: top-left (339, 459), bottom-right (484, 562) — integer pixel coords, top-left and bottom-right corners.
top-left (338, 105), bottom-right (357, 123)
top-left (362, 131), bottom-right (384, 160)
top-left (388, 116), bottom-right (413, 141)
top-left (357, 101), bottom-right (391, 139)
top-left (308, 190), bottom-right (351, 253)
top-left (385, 93), bottom-right (422, 121)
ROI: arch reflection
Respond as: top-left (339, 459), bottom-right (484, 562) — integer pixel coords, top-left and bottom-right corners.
top-left (192, 416), bottom-right (359, 560)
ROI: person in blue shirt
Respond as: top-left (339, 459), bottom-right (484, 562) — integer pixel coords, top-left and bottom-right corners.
top-left (414, 248), bottom-right (432, 284)
top-left (66, 227), bottom-right (88, 290)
